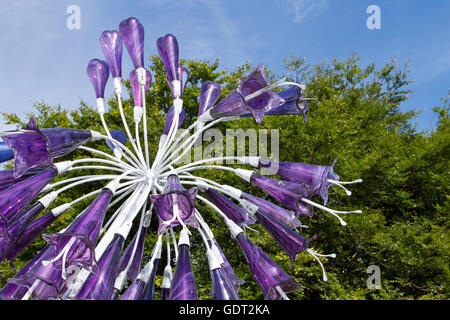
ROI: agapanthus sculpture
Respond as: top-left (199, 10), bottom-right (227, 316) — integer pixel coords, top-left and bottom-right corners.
top-left (0, 17), bottom-right (362, 300)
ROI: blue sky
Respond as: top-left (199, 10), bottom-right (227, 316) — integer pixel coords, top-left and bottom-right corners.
top-left (0, 0), bottom-right (448, 133)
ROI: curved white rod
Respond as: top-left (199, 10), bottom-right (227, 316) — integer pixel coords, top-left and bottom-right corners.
top-left (117, 92), bottom-right (146, 167)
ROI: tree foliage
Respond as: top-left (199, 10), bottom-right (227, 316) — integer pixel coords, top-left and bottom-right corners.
top-left (1, 54), bottom-right (448, 300)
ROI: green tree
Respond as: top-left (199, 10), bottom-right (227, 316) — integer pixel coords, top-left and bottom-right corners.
top-left (1, 55), bottom-right (448, 300)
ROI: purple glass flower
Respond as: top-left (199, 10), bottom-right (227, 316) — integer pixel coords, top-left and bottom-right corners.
top-left (205, 189), bottom-right (255, 226)
top-left (240, 192), bottom-right (302, 228)
top-left (250, 173), bottom-right (315, 217)
top-left (157, 34), bottom-right (179, 82)
top-left (100, 30), bottom-right (123, 78)
top-left (2, 118), bottom-right (53, 178)
top-left (0, 141), bottom-right (14, 163)
top-left (210, 64), bottom-right (285, 123)
top-left (211, 239), bottom-right (245, 292)
top-left (236, 233), bottom-right (301, 300)
top-left (150, 175), bottom-right (199, 235)
top-left (3, 118), bottom-right (92, 177)
top-left (210, 267), bottom-right (239, 300)
top-left (168, 244), bottom-right (198, 300)
top-left (87, 59), bottom-right (110, 99)
top-left (106, 129), bottom-right (127, 151)
top-left (119, 17), bottom-right (145, 69)
top-left (0, 202), bottom-right (45, 262)
top-left (42, 189), bottom-right (113, 274)
top-left (75, 233), bottom-right (124, 300)
top-left (0, 168), bottom-right (44, 193)
top-left (130, 68), bottom-right (152, 107)
top-left (0, 247), bottom-right (48, 300)
top-left (259, 158), bottom-right (339, 205)
top-left (120, 278), bottom-right (146, 300)
top-left (6, 211), bottom-right (59, 266)
top-left (9, 246), bottom-right (66, 300)
top-left (41, 127), bottom-right (92, 158)
top-left (266, 85), bottom-right (309, 122)
top-left (143, 258), bottom-right (160, 300)
top-left (117, 224), bottom-right (148, 282)
top-left (163, 105), bottom-right (187, 135)
top-left (179, 65), bottom-right (189, 97)
top-left (198, 81), bottom-right (221, 117)
top-left (255, 210), bottom-right (313, 267)
top-left (0, 167), bottom-right (56, 228)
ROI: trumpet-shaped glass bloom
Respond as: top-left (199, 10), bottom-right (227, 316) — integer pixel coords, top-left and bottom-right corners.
top-left (150, 175), bottom-right (199, 235)
top-left (241, 192), bottom-right (302, 228)
top-left (0, 202), bottom-right (45, 262)
top-left (42, 189), bottom-right (113, 274)
top-left (210, 267), bottom-right (239, 300)
top-left (211, 239), bottom-right (244, 293)
top-left (75, 234), bottom-right (124, 300)
top-left (250, 173), bottom-right (315, 217)
top-left (266, 85), bottom-right (309, 122)
top-left (205, 189), bottom-right (255, 226)
top-left (117, 224), bottom-right (148, 282)
top-left (119, 17), bottom-right (144, 69)
top-left (168, 244), bottom-right (198, 300)
top-left (2, 118), bottom-right (53, 178)
top-left (259, 158), bottom-right (339, 205)
top-left (0, 168), bottom-right (44, 193)
top-left (210, 64), bottom-right (284, 123)
top-left (157, 34), bottom-right (179, 83)
top-left (6, 211), bottom-right (59, 266)
top-left (100, 30), bottom-right (123, 78)
top-left (255, 210), bottom-right (312, 267)
top-left (236, 233), bottom-right (301, 300)
top-left (87, 59), bottom-right (110, 99)
top-left (0, 167), bottom-right (56, 227)
top-left (163, 106), bottom-right (186, 135)
top-left (143, 258), bottom-right (160, 300)
top-left (198, 81), bottom-right (221, 117)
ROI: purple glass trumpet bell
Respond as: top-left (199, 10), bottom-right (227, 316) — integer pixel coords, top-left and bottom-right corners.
top-left (210, 64), bottom-right (284, 123)
top-left (258, 158), bottom-right (339, 205)
top-left (100, 30), bottom-right (123, 78)
top-left (236, 233), bottom-right (301, 300)
top-left (87, 59), bottom-right (110, 99)
top-left (198, 81), bottom-right (221, 117)
top-left (163, 105), bottom-right (187, 135)
top-left (119, 17), bottom-right (145, 69)
top-left (149, 175), bottom-right (199, 235)
top-left (157, 34), bottom-right (179, 83)
top-left (168, 244), bottom-right (198, 300)
top-left (75, 233), bottom-right (125, 300)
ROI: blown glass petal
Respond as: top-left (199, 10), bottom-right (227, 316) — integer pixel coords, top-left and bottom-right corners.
top-left (259, 158), bottom-right (339, 205)
top-left (87, 59), bottom-right (110, 99)
top-left (205, 189), bottom-right (255, 226)
top-left (119, 17), bottom-right (145, 69)
top-left (2, 118), bottom-right (53, 178)
top-left (198, 81), bottom-right (221, 116)
top-left (236, 233), bottom-right (301, 300)
top-left (100, 30), bottom-right (123, 78)
top-left (157, 34), bottom-right (179, 82)
top-left (168, 244), bottom-right (198, 300)
top-left (75, 234), bottom-right (124, 300)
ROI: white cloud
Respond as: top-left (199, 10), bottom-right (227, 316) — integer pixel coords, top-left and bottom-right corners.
top-left (287, 0), bottom-right (328, 24)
